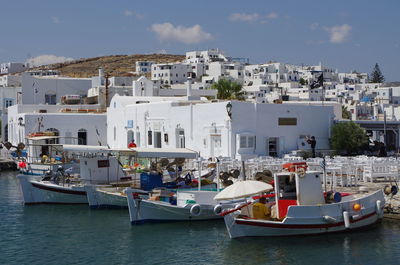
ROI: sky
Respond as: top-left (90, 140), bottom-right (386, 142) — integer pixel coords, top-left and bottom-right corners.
top-left (1, 0), bottom-right (400, 81)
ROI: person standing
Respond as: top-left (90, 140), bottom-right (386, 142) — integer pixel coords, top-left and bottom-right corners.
top-left (307, 136), bottom-right (316, 158)
top-left (128, 140), bottom-right (137, 148)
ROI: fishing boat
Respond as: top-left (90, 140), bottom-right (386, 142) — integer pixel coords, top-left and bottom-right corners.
top-left (216, 165), bottom-right (385, 239)
top-left (85, 147), bottom-right (220, 209)
top-left (125, 150), bottom-right (231, 223)
top-left (126, 188), bottom-right (223, 224)
top-left (17, 145), bottom-right (120, 205)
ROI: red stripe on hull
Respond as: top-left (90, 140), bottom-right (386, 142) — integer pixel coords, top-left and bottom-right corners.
top-left (31, 182), bottom-right (86, 196)
top-left (25, 202), bottom-right (87, 205)
top-left (235, 212), bottom-right (377, 229)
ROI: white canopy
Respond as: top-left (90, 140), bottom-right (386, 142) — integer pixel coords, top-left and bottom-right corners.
top-left (214, 180), bottom-right (273, 201)
top-left (62, 144), bottom-right (111, 153)
top-left (120, 147), bottom-right (198, 159)
top-left (62, 145), bottom-right (198, 159)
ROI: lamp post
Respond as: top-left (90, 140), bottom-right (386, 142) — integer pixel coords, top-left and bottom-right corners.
top-left (226, 102), bottom-right (232, 119)
top-left (226, 102), bottom-right (232, 158)
top-left (18, 117), bottom-right (24, 143)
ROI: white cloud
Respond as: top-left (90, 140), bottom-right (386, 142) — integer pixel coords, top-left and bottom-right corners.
top-left (124, 10), bottom-right (133, 16)
top-left (26, 54), bottom-right (74, 67)
top-left (266, 12), bottom-right (278, 19)
top-left (123, 10), bottom-right (144, 19)
top-left (229, 12), bottom-right (279, 23)
top-left (151, 23), bottom-right (213, 44)
top-left (310, 23), bottom-right (319, 31)
top-left (51, 16), bottom-right (60, 24)
top-left (325, 24), bottom-right (352, 44)
top-left (157, 49), bottom-right (167, 54)
top-left (229, 13), bottom-right (260, 22)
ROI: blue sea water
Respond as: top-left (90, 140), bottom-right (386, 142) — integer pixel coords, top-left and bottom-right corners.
top-left (1, 170), bottom-right (400, 265)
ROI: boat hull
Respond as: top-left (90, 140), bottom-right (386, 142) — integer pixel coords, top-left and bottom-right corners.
top-left (85, 185), bottom-right (128, 209)
top-left (17, 174), bottom-right (87, 204)
top-left (126, 189), bottom-right (221, 224)
top-left (224, 190), bottom-right (385, 238)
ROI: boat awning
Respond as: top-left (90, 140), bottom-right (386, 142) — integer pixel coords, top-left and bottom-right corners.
top-left (117, 147), bottom-right (199, 159)
top-left (26, 136), bottom-right (62, 141)
top-left (62, 144), bottom-right (112, 153)
top-left (62, 145), bottom-right (198, 159)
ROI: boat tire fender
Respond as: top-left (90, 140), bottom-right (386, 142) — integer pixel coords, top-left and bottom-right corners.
top-left (190, 204), bottom-right (202, 216)
top-left (343, 211), bottom-right (350, 228)
top-left (214, 204), bottom-right (222, 215)
top-left (376, 200), bottom-right (383, 217)
top-left (322, 215), bottom-right (337, 224)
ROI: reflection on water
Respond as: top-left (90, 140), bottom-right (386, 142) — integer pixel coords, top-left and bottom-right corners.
top-left (1, 171), bottom-right (400, 265)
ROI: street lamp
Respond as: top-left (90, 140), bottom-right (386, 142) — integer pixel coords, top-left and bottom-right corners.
top-left (226, 102), bottom-right (232, 119)
top-left (18, 117), bottom-right (24, 126)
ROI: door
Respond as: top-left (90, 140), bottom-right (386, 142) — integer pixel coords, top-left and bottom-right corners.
top-left (176, 129), bottom-right (185, 148)
top-left (154, 131), bottom-right (162, 148)
top-left (268, 137), bottom-right (278, 157)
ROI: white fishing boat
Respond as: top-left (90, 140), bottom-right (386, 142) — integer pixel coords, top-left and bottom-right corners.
top-left (216, 164), bottom-right (385, 239)
top-left (18, 145), bottom-right (121, 205)
top-left (124, 149), bottom-right (231, 224)
top-left (18, 173), bottom-right (87, 204)
top-left (126, 188), bottom-right (223, 224)
top-left (85, 147), bottom-right (217, 209)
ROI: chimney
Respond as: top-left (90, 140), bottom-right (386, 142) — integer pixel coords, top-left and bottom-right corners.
top-left (98, 68), bottom-right (104, 78)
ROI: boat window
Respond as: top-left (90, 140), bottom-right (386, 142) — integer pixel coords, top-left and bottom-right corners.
top-left (278, 174), bottom-right (297, 200)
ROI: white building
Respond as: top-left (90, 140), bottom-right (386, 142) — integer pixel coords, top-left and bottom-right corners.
top-left (108, 95), bottom-right (335, 159)
top-left (185, 49), bottom-right (228, 64)
top-left (0, 62), bottom-right (27, 74)
top-left (0, 75), bottom-right (21, 87)
top-left (21, 70), bottom-right (91, 105)
top-left (151, 63), bottom-right (190, 85)
top-left (135, 61), bottom-right (154, 75)
top-left (6, 104), bottom-right (106, 146)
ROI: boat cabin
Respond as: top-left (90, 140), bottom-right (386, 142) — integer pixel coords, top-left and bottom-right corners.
top-left (274, 170), bottom-right (325, 219)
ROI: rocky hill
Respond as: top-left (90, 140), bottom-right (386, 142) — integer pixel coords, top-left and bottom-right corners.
top-left (35, 54), bottom-right (185, 78)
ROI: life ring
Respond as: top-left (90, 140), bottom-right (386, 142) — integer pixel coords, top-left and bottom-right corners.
top-left (214, 204), bottom-right (222, 215)
top-left (190, 204), bottom-right (202, 216)
top-left (282, 162), bottom-right (308, 173)
top-left (297, 167), bottom-right (306, 178)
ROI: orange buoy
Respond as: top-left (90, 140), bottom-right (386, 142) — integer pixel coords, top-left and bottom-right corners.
top-left (353, 203), bottom-right (361, 211)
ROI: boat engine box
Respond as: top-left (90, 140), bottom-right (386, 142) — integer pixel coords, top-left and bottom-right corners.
top-left (140, 172), bottom-right (163, 191)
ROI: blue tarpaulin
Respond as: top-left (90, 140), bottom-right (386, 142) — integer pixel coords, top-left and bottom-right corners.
top-left (360, 97), bottom-right (371, 102)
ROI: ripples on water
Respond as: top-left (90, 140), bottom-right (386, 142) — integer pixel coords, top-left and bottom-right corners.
top-left (1, 171), bottom-right (400, 265)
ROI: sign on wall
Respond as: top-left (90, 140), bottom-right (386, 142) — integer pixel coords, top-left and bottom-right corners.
top-left (127, 120), bottom-right (134, 128)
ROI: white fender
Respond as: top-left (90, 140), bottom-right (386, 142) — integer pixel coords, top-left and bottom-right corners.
top-left (343, 211), bottom-right (350, 228)
top-left (214, 204), bottom-right (222, 215)
top-left (322, 215), bottom-right (337, 224)
top-left (376, 200), bottom-right (383, 217)
top-left (190, 204), bottom-right (202, 216)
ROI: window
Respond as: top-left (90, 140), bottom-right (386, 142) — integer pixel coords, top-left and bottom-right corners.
top-left (4, 99), bottom-right (13, 108)
top-left (114, 126), bottom-right (116, 141)
top-left (65, 131), bottom-right (72, 144)
top-left (45, 94), bottom-right (57, 105)
top-left (278, 118), bottom-right (297, 126)
top-left (239, 135), bottom-right (255, 148)
top-left (136, 132), bottom-right (141, 147)
top-left (148, 130), bottom-right (153, 145)
top-left (127, 130), bottom-right (134, 145)
top-left (78, 129), bottom-right (87, 145)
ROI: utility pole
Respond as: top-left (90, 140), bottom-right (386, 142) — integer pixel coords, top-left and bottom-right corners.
top-left (383, 110), bottom-right (387, 146)
top-left (105, 73), bottom-right (109, 108)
